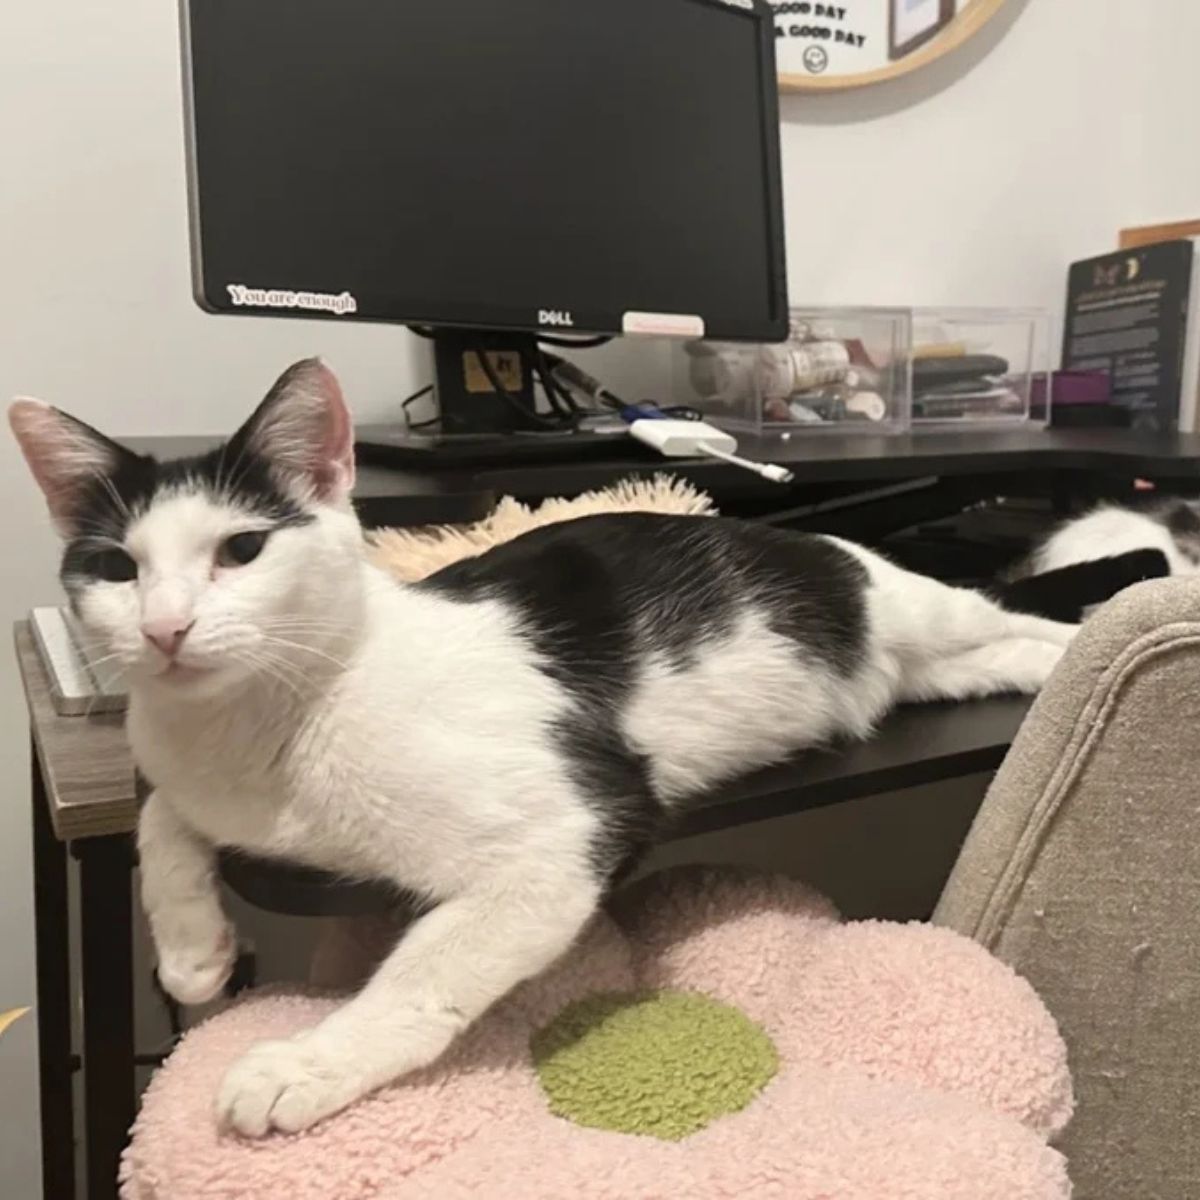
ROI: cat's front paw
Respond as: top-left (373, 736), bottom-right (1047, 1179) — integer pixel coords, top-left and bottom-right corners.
top-left (217, 1035), bottom-right (375, 1137)
top-left (153, 908), bottom-right (237, 1006)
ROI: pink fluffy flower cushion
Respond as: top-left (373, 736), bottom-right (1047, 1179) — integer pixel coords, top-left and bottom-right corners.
top-left (121, 868), bottom-right (1074, 1200)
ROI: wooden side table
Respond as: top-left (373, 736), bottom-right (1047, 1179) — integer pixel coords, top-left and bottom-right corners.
top-left (17, 623), bottom-right (139, 1200)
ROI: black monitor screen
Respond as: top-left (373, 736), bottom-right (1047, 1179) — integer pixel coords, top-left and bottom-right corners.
top-left (182, 0), bottom-right (787, 341)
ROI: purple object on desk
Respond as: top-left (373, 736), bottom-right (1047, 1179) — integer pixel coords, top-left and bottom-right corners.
top-left (1032, 371), bottom-right (1116, 427)
top-left (1049, 371), bottom-right (1112, 406)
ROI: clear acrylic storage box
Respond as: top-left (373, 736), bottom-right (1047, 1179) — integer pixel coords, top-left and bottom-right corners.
top-left (674, 306), bottom-right (1051, 436)
top-left (676, 308), bottom-right (912, 436)
top-left (910, 307), bottom-right (1051, 428)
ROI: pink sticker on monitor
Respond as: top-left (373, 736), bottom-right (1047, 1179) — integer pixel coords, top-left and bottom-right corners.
top-left (623, 311), bottom-right (706, 339)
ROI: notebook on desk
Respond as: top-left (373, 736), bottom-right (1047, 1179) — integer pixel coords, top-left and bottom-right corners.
top-left (29, 606), bottom-right (128, 716)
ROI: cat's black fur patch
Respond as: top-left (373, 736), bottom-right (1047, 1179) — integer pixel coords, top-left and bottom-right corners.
top-left (423, 514), bottom-right (867, 679)
top-left (1161, 500), bottom-right (1200, 563)
top-left (60, 434), bottom-right (312, 592)
top-left (421, 513), bottom-right (868, 881)
top-left (556, 715), bottom-right (662, 880)
top-left (1164, 503), bottom-right (1200, 536)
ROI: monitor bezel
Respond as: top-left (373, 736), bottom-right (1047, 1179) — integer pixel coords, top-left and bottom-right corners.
top-left (179, 0), bottom-right (789, 343)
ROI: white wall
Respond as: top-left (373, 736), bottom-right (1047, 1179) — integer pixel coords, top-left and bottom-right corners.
top-left (3, 0), bottom-right (1199, 1192)
top-left (779, 0), bottom-right (1200, 317)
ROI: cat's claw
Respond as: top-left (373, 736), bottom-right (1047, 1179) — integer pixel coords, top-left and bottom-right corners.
top-left (217, 1036), bottom-right (372, 1137)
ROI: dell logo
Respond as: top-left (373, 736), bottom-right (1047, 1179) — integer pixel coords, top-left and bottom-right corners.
top-left (538, 309), bottom-right (575, 328)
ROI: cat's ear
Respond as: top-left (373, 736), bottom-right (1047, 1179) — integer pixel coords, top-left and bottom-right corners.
top-left (237, 358), bottom-right (355, 503)
top-left (8, 399), bottom-right (134, 536)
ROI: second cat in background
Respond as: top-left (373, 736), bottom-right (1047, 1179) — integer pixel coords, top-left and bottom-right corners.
top-left (1027, 501), bottom-right (1200, 578)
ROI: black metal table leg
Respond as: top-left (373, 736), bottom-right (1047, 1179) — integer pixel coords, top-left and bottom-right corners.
top-left (31, 737), bottom-right (76, 1200)
top-left (75, 835), bottom-right (135, 1200)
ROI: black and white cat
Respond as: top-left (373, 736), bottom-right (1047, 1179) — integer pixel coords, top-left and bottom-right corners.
top-left (1027, 500), bottom-right (1200, 577)
top-left (10, 359), bottom-right (1077, 1137)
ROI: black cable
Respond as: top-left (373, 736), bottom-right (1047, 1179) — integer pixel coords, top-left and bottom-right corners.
top-left (475, 344), bottom-right (571, 430)
top-left (400, 383), bottom-right (433, 410)
top-left (401, 383), bottom-right (440, 431)
top-left (536, 347), bottom-right (582, 418)
top-left (408, 325), bottom-right (602, 427)
top-left (541, 351), bottom-right (626, 412)
top-left (540, 367), bottom-right (575, 420)
top-left (532, 352), bottom-right (571, 418)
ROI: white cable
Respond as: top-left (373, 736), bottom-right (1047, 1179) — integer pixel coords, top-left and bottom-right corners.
top-left (628, 418), bottom-right (794, 485)
top-left (698, 443), bottom-right (794, 484)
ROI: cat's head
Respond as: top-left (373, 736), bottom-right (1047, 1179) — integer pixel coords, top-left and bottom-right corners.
top-left (9, 358), bottom-right (364, 697)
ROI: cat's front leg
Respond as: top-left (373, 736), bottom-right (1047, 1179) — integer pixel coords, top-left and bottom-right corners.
top-left (217, 862), bottom-right (601, 1136)
top-left (139, 789), bottom-right (237, 1006)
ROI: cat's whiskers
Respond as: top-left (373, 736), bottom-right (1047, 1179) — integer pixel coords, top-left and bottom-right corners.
top-left (258, 617), bottom-right (353, 635)
top-left (77, 649), bottom-right (133, 674)
top-left (258, 634), bottom-right (350, 673)
top-left (227, 645), bottom-right (309, 701)
top-left (258, 618), bottom-right (360, 646)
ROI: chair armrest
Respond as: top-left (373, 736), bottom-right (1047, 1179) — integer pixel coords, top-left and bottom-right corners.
top-left (935, 577), bottom-right (1200, 1198)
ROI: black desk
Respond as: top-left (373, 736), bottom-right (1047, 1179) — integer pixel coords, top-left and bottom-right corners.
top-left (134, 426), bottom-right (1200, 531)
top-left (680, 694), bottom-right (1030, 838)
top-left (220, 692), bottom-right (1032, 914)
top-left (355, 425), bottom-right (1200, 508)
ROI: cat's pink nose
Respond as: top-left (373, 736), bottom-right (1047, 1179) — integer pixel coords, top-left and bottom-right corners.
top-left (142, 620), bottom-right (194, 658)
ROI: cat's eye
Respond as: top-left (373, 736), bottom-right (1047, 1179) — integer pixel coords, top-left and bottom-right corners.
top-left (93, 548), bottom-right (138, 584)
top-left (218, 530), bottom-right (270, 568)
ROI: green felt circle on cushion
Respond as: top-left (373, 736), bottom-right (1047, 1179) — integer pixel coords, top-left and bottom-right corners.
top-left (531, 990), bottom-right (778, 1142)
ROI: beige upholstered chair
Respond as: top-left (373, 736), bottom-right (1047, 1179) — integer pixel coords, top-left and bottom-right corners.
top-left (936, 577), bottom-right (1200, 1200)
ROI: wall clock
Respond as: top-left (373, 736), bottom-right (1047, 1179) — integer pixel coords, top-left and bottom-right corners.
top-left (773, 0), bottom-right (1009, 92)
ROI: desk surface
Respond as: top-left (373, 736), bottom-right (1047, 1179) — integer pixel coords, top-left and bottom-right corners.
top-left (16, 620), bottom-right (1030, 845)
top-left (16, 623), bottom-right (137, 841)
top-left (122, 426), bottom-right (1200, 526)
top-left (472, 426), bottom-right (1200, 492)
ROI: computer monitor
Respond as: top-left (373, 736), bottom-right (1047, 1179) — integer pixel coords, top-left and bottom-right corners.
top-left (181, 0), bottom-right (787, 436)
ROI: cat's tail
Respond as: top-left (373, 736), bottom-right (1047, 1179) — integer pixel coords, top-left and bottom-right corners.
top-left (990, 549), bottom-right (1168, 624)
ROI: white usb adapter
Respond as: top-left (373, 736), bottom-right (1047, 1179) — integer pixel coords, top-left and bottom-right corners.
top-left (628, 418), bottom-right (794, 484)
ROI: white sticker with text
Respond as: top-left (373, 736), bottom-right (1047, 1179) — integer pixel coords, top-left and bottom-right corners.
top-left (226, 285), bottom-right (358, 316)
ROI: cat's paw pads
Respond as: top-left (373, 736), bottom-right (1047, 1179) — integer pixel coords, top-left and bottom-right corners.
top-left (217, 1037), bottom-right (371, 1137)
top-left (155, 922), bottom-right (236, 1006)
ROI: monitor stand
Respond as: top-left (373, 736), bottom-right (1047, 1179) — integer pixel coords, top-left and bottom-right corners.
top-left (431, 328), bottom-right (544, 435)
top-left (354, 327), bottom-right (635, 468)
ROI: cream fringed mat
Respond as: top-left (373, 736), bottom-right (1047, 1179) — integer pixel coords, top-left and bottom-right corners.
top-left (367, 474), bottom-right (716, 582)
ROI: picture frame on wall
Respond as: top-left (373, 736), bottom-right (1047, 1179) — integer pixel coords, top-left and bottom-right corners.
top-left (889, 0), bottom-right (956, 61)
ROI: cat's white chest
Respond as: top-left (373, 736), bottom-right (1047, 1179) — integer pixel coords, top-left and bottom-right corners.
top-left (130, 692), bottom-right (361, 867)
top-left (126, 673), bottom-right (557, 895)
top-left (126, 588), bottom-right (598, 895)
